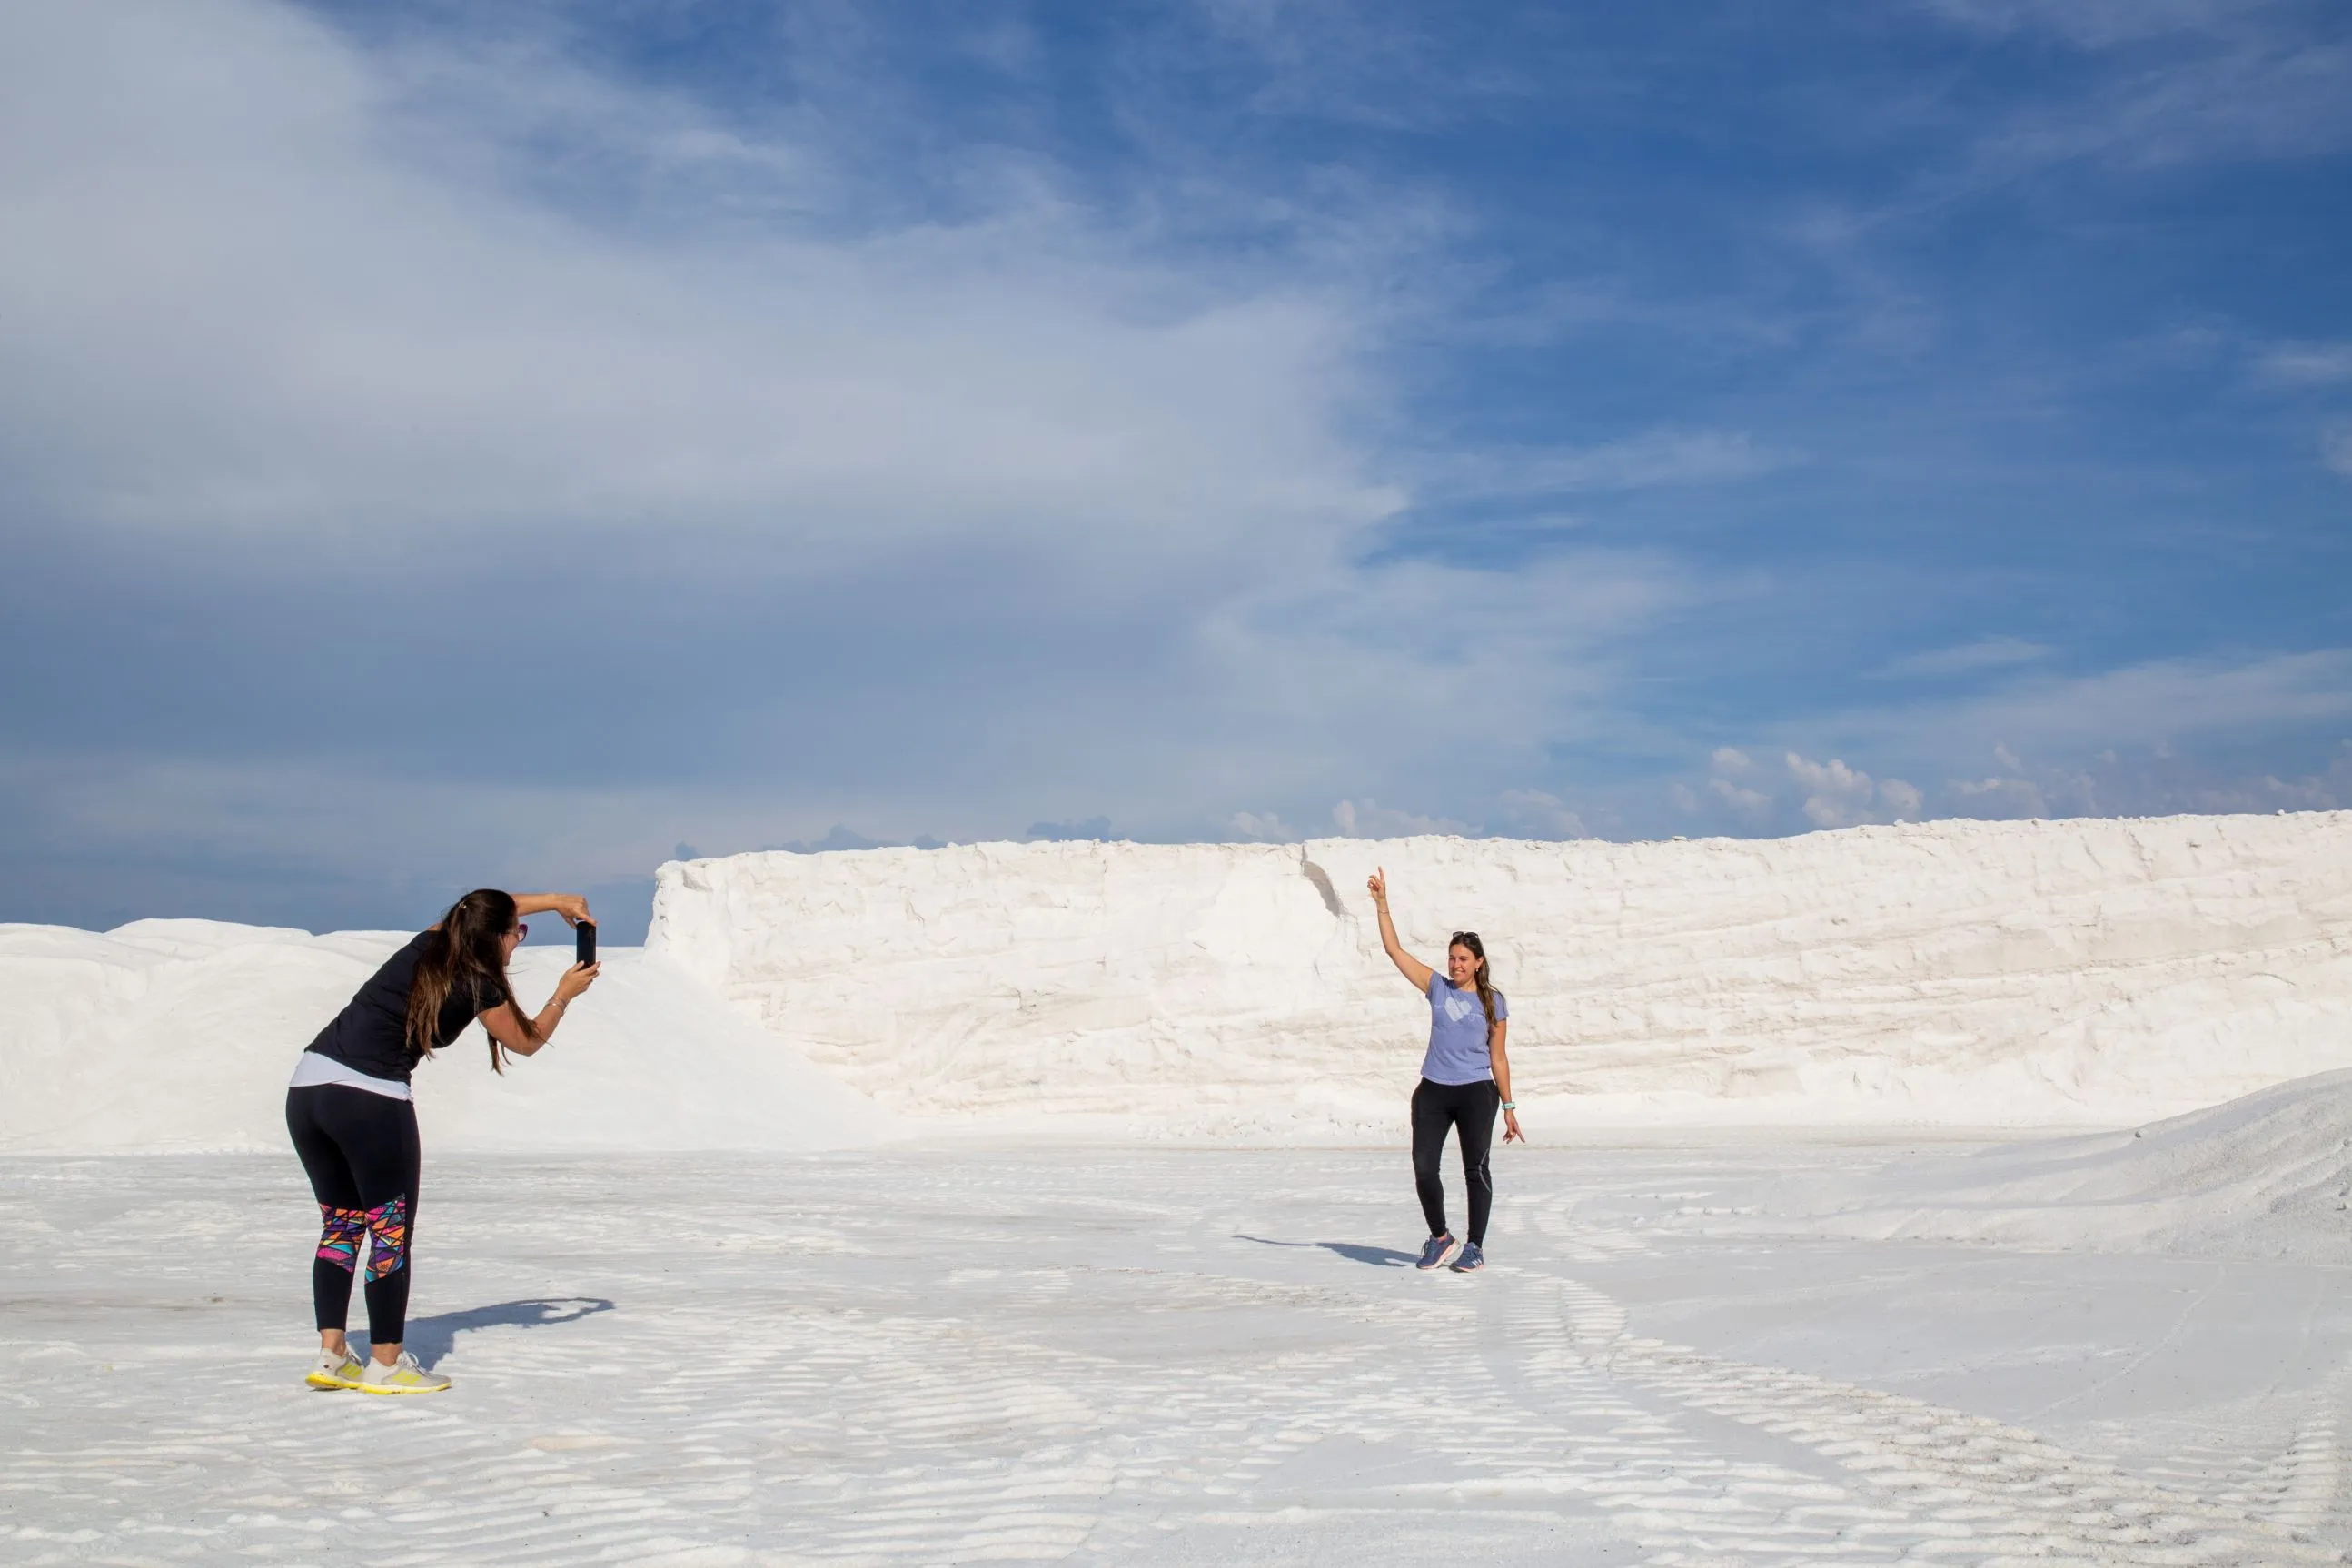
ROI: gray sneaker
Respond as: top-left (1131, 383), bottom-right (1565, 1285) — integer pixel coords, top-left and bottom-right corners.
top-left (305, 1344), bottom-right (367, 1390)
top-left (354, 1349), bottom-right (452, 1395)
top-left (1451, 1242), bottom-right (1486, 1272)
top-left (1415, 1233), bottom-right (1462, 1271)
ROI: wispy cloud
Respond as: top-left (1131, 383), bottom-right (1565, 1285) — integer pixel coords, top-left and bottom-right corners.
top-left (2255, 341), bottom-right (2352, 386)
top-left (1901, 0), bottom-right (2352, 198)
top-left (2324, 423), bottom-right (2352, 479)
top-left (1413, 429), bottom-right (1786, 504)
top-left (1874, 638), bottom-right (2053, 681)
top-left (1682, 649), bottom-right (2352, 830)
top-left (1920, 0), bottom-right (2277, 48)
top-left (1849, 650), bottom-right (2352, 770)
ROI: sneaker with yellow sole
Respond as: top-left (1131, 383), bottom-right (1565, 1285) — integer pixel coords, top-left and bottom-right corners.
top-left (305, 1345), bottom-right (368, 1390)
top-left (354, 1350), bottom-right (452, 1395)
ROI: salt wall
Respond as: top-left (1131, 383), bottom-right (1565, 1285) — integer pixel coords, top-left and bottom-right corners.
top-left (649, 813), bottom-right (2352, 1134)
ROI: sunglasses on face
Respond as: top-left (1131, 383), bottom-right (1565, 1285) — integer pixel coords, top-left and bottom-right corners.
top-left (510, 923), bottom-right (527, 940)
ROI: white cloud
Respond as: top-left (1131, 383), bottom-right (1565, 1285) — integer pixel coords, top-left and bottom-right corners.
top-left (1709, 777), bottom-right (1773, 819)
top-left (1228, 810), bottom-right (1300, 842)
top-left (1711, 747), bottom-right (1755, 776)
top-left (1497, 789), bottom-right (1586, 839)
top-left (1331, 799), bottom-right (1469, 838)
top-left (0, 0), bottom-right (1393, 578)
top-left (1785, 752), bottom-right (1876, 829)
top-left (1668, 781), bottom-right (1700, 813)
top-left (1781, 753), bottom-right (1924, 827)
top-left (0, 0), bottom-right (1729, 868)
top-left (1954, 775), bottom-right (2049, 817)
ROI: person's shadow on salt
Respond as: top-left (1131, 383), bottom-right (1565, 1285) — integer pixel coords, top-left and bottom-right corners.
top-left (1234, 1235), bottom-right (1415, 1268)
top-left (370, 1296), bottom-right (615, 1368)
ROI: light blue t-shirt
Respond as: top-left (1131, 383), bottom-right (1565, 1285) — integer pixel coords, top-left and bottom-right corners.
top-left (1420, 973), bottom-right (1506, 1085)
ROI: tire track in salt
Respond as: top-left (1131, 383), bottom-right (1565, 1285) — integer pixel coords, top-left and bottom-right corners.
top-left (1531, 1271), bottom-right (2351, 1565)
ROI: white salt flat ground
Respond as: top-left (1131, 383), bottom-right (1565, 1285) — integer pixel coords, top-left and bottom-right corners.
top-left (5, 1145), bottom-right (2351, 1567)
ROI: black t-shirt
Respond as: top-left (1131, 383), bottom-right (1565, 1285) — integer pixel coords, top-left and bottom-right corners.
top-left (303, 929), bottom-right (511, 1084)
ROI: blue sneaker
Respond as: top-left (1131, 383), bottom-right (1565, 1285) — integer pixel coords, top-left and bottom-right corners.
top-left (1416, 1233), bottom-right (1462, 1271)
top-left (1451, 1243), bottom-right (1485, 1273)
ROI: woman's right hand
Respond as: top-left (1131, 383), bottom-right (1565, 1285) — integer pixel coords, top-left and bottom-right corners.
top-left (1367, 868), bottom-right (1388, 906)
top-left (555, 960), bottom-right (601, 1002)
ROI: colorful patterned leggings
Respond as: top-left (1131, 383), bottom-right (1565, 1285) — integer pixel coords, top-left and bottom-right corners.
top-left (286, 1085), bottom-right (422, 1345)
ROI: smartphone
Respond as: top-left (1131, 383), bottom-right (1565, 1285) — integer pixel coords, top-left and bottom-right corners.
top-left (575, 920), bottom-right (597, 968)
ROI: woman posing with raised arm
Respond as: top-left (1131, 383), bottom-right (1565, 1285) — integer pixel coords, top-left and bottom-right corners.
top-left (286, 889), bottom-right (600, 1394)
top-left (1368, 868), bottom-right (1523, 1272)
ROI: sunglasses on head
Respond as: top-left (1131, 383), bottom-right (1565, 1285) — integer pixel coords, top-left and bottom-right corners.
top-left (1451, 931), bottom-right (1479, 946)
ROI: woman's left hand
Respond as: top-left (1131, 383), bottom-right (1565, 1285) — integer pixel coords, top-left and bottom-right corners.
top-left (1503, 1109), bottom-right (1524, 1144)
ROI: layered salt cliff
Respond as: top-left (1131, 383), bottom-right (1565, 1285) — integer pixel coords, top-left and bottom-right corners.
top-left (649, 813), bottom-right (2352, 1135)
top-left (7, 812), bottom-right (2347, 1152)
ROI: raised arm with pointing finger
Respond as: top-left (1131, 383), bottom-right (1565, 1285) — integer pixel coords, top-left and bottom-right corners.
top-left (1367, 867), bottom-right (1434, 992)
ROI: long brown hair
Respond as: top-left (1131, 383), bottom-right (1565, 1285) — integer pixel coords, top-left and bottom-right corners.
top-left (406, 888), bottom-right (540, 1075)
top-left (1450, 930), bottom-right (1497, 1029)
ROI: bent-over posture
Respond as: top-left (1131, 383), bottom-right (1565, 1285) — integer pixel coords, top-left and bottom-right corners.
top-left (1368, 868), bottom-right (1523, 1272)
top-left (287, 888), bottom-right (599, 1394)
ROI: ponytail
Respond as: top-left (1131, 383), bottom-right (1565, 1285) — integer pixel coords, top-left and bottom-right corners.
top-left (407, 888), bottom-right (540, 1075)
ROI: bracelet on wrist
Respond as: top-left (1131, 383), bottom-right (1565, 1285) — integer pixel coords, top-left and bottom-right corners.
top-left (1500, 1100), bottom-right (1517, 1111)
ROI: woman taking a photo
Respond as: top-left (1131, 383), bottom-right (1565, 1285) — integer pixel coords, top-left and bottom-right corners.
top-left (1368, 868), bottom-right (1523, 1272)
top-left (287, 888), bottom-right (599, 1394)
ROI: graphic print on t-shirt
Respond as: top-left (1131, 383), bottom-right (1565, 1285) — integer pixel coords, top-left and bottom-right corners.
top-left (1421, 974), bottom-right (1505, 1086)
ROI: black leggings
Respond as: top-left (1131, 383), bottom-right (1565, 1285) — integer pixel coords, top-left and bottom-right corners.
top-left (1411, 1077), bottom-right (1499, 1245)
top-left (286, 1086), bottom-right (421, 1345)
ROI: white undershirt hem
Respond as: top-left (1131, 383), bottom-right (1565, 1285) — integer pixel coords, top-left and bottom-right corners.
top-left (288, 1051), bottom-right (412, 1102)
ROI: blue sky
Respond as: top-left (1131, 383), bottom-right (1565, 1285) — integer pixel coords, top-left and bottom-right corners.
top-left (2, 0), bottom-right (2347, 939)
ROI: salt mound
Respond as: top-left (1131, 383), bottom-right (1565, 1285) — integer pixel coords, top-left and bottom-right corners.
top-left (0, 920), bottom-right (891, 1155)
top-left (1682, 1068), bottom-right (2352, 1264)
top-left (650, 812), bottom-right (2352, 1135)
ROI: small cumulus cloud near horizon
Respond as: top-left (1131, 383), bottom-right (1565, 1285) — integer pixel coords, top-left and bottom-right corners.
top-left (0, 0), bottom-right (2348, 934)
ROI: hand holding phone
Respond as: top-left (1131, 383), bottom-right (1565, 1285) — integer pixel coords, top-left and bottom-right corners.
top-left (575, 920), bottom-right (597, 968)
